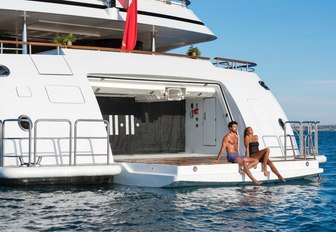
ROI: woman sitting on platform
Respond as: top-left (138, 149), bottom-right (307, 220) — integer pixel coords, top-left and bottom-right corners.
top-left (244, 127), bottom-right (285, 182)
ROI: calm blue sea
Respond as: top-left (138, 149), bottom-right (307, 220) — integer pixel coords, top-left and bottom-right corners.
top-left (0, 131), bottom-right (335, 231)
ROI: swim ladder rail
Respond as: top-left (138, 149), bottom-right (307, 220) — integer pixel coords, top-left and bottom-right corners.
top-left (283, 121), bottom-right (319, 160)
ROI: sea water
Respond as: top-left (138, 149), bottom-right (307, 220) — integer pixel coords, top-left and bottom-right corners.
top-left (0, 131), bottom-right (335, 231)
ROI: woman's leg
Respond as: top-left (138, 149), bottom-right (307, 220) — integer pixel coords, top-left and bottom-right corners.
top-left (251, 148), bottom-right (270, 176)
top-left (267, 159), bottom-right (286, 182)
top-left (236, 157), bottom-right (262, 185)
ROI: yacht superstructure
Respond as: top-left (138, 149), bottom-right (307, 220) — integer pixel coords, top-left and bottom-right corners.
top-left (0, 0), bottom-right (326, 186)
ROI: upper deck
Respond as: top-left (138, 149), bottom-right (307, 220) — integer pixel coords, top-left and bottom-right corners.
top-left (0, 40), bottom-right (257, 73)
top-left (0, 0), bottom-right (216, 52)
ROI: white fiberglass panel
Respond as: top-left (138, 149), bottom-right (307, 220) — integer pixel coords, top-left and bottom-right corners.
top-left (247, 98), bottom-right (282, 152)
top-left (16, 86), bottom-right (32, 98)
top-left (45, 85), bottom-right (85, 104)
top-left (30, 55), bottom-right (73, 75)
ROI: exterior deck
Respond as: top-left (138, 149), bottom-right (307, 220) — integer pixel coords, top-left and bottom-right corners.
top-left (116, 155), bottom-right (221, 166)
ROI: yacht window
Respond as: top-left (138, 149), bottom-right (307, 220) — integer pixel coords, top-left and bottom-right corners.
top-left (0, 65), bottom-right (10, 77)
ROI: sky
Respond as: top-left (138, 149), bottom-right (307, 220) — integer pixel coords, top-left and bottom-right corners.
top-left (175, 0), bottom-right (336, 125)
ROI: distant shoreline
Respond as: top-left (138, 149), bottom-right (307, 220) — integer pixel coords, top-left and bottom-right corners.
top-left (319, 125), bottom-right (336, 131)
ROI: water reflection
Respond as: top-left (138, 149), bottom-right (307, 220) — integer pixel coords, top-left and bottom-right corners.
top-left (0, 179), bottom-right (326, 231)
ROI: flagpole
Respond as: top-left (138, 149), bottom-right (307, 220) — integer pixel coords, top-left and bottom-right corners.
top-left (151, 25), bottom-right (157, 52)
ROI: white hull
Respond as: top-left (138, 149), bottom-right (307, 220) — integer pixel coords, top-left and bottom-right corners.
top-left (0, 165), bottom-right (121, 185)
top-left (115, 158), bottom-right (325, 187)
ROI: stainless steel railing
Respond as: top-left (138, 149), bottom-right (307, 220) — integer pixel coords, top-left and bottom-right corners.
top-left (0, 118), bottom-right (111, 167)
top-left (283, 120), bottom-right (319, 160)
top-left (154, 0), bottom-right (191, 7)
top-left (0, 120), bottom-right (3, 166)
top-left (34, 119), bottom-right (72, 166)
top-left (213, 57), bottom-right (257, 72)
top-left (74, 119), bottom-right (110, 165)
top-left (1, 118), bottom-right (33, 166)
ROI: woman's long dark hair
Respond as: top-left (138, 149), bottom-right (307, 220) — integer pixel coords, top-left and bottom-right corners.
top-left (244, 127), bottom-right (252, 137)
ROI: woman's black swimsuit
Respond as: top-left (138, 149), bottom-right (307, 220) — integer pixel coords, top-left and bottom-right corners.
top-left (249, 141), bottom-right (259, 155)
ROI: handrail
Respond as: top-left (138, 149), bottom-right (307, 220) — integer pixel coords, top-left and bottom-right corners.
top-left (2, 119), bottom-right (32, 167)
top-left (34, 119), bottom-right (72, 166)
top-left (302, 121), bottom-right (319, 159)
top-left (155, 0), bottom-right (191, 7)
top-left (1, 117), bottom-right (113, 167)
top-left (0, 120), bottom-right (2, 166)
top-left (0, 40), bottom-right (210, 60)
top-left (74, 119), bottom-right (110, 165)
top-left (261, 135), bottom-right (284, 158)
top-left (284, 121), bottom-right (319, 160)
top-left (214, 57), bottom-right (257, 72)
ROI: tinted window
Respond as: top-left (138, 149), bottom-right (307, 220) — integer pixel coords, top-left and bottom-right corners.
top-left (0, 65), bottom-right (10, 77)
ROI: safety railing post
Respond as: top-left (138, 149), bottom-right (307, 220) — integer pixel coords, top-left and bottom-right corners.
top-left (0, 120), bottom-right (3, 167)
top-left (284, 123), bottom-right (287, 160)
top-left (299, 122), bottom-right (304, 158)
top-left (74, 121), bottom-right (78, 166)
top-left (314, 122), bottom-right (319, 158)
top-left (28, 123), bottom-right (32, 166)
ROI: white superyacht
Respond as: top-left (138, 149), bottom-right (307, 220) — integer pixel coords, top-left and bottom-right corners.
top-left (0, 0), bottom-right (326, 186)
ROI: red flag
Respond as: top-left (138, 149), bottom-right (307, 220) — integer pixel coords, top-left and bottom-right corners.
top-left (118, 0), bottom-right (130, 10)
top-left (119, 0), bottom-right (137, 50)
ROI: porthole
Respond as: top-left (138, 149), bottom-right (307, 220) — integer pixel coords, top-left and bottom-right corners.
top-left (278, 118), bottom-right (285, 130)
top-left (259, 81), bottom-right (270, 90)
top-left (0, 65), bottom-right (10, 77)
top-left (18, 115), bottom-right (32, 131)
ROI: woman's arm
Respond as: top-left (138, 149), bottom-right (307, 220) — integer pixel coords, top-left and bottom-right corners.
top-left (244, 137), bottom-right (249, 157)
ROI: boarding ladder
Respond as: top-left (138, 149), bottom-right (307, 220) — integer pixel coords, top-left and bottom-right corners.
top-left (283, 121), bottom-right (319, 160)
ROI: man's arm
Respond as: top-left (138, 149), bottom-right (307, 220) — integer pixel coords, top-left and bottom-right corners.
top-left (213, 136), bottom-right (227, 163)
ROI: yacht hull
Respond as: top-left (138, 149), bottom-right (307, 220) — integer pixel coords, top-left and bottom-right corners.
top-left (0, 165), bottom-right (121, 185)
top-left (114, 157), bottom-right (326, 187)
